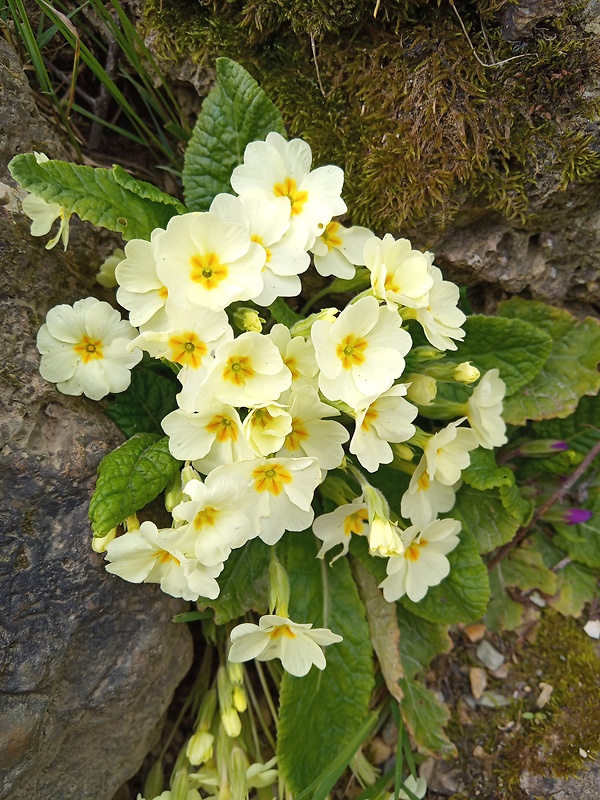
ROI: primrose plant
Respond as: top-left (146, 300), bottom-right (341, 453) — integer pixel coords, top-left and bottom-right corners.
top-left (17, 57), bottom-right (576, 800)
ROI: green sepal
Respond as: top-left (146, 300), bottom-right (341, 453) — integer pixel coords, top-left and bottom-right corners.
top-left (182, 57), bottom-right (286, 211)
top-left (89, 434), bottom-right (181, 536)
top-left (278, 533), bottom-right (373, 794)
top-left (402, 528), bottom-right (490, 624)
top-left (9, 154), bottom-right (180, 240)
top-left (450, 314), bottom-right (553, 396)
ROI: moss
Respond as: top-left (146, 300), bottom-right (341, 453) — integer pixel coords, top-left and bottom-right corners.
top-left (140, 0), bottom-right (600, 234)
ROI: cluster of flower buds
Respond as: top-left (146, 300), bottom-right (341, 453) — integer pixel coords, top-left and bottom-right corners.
top-left (32, 132), bottom-right (508, 677)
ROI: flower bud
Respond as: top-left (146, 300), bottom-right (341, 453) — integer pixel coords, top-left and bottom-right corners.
top-left (233, 307), bottom-right (265, 333)
top-left (391, 443), bottom-right (414, 462)
top-left (517, 439), bottom-right (570, 456)
top-left (125, 514), bottom-right (140, 532)
top-left (232, 685), bottom-right (247, 714)
top-left (369, 517), bottom-right (405, 558)
top-left (291, 307), bottom-right (339, 337)
top-left (142, 758), bottom-right (164, 800)
top-left (221, 707), bottom-right (241, 738)
top-left (182, 463), bottom-right (201, 490)
top-left (96, 248), bottom-right (124, 288)
top-left (405, 374), bottom-right (437, 406)
top-left (186, 730), bottom-right (214, 766)
top-left (453, 361), bottom-right (480, 383)
top-left (319, 474), bottom-right (357, 506)
top-left (268, 556), bottom-right (290, 618)
top-left (170, 767), bottom-right (191, 800)
top-left (164, 472), bottom-right (184, 513)
top-left (226, 662), bottom-right (244, 686)
top-left (91, 527), bottom-right (117, 553)
top-left (542, 507), bottom-right (593, 525)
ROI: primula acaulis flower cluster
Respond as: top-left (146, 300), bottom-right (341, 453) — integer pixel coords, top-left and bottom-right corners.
top-left (31, 130), bottom-right (507, 679)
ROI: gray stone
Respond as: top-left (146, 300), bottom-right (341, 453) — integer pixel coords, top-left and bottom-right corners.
top-left (0, 37), bottom-right (193, 800)
top-left (520, 761), bottom-right (600, 799)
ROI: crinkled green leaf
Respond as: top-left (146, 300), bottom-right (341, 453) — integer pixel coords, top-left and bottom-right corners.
top-left (499, 299), bottom-right (600, 424)
top-left (453, 485), bottom-right (522, 553)
top-left (499, 483), bottom-right (532, 524)
top-left (106, 368), bottom-right (179, 437)
top-left (89, 434), bottom-right (181, 536)
top-left (112, 164), bottom-right (186, 212)
top-left (9, 154), bottom-right (179, 240)
top-left (396, 606), bottom-right (452, 680)
top-left (550, 561), bottom-right (598, 617)
top-left (352, 557), bottom-right (404, 703)
top-left (183, 57), bottom-right (286, 211)
top-left (531, 394), bottom-right (600, 457)
top-left (450, 315), bottom-right (552, 396)
top-left (278, 534), bottom-right (373, 794)
top-left (200, 538), bottom-right (270, 624)
top-left (398, 676), bottom-right (456, 758)
top-left (462, 448), bottom-right (515, 491)
top-left (402, 529), bottom-right (489, 624)
top-left (485, 567), bottom-right (525, 632)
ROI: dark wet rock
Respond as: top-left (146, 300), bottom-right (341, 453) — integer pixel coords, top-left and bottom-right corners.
top-left (500, 0), bottom-right (565, 42)
top-left (0, 37), bottom-right (193, 800)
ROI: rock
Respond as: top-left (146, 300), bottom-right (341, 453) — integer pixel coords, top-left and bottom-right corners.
top-left (0, 38), bottom-right (193, 800)
top-left (520, 761), bottom-right (600, 799)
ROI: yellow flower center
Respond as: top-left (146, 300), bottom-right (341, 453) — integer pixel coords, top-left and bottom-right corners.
top-left (405, 539), bottom-right (428, 561)
top-left (284, 356), bottom-right (300, 380)
top-left (205, 414), bottom-right (239, 443)
top-left (155, 549), bottom-right (181, 566)
top-left (273, 177), bottom-right (308, 217)
top-left (193, 506), bottom-right (217, 530)
top-left (73, 335), bottom-right (104, 364)
top-left (269, 624), bottom-right (296, 640)
top-left (158, 285), bottom-right (169, 301)
top-left (223, 355), bottom-right (254, 386)
top-left (343, 509), bottom-right (369, 537)
top-left (361, 406), bottom-right (378, 431)
top-left (321, 221), bottom-right (343, 251)
top-left (251, 234), bottom-right (272, 264)
top-left (417, 471), bottom-right (430, 492)
top-left (190, 252), bottom-right (228, 290)
top-left (384, 271), bottom-right (401, 294)
top-left (168, 332), bottom-right (207, 369)
top-left (285, 418), bottom-right (309, 452)
top-left (336, 334), bottom-right (368, 370)
top-left (252, 463), bottom-right (292, 496)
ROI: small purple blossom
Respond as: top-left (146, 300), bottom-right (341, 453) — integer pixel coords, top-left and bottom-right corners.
top-left (563, 508), bottom-right (593, 525)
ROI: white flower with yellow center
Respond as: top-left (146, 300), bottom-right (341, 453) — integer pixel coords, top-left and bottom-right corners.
top-left (203, 332), bottom-right (292, 407)
top-left (310, 221), bottom-right (374, 279)
top-left (423, 418), bottom-right (479, 485)
top-left (104, 521), bottom-right (223, 601)
top-left (379, 518), bottom-right (461, 602)
top-left (167, 475), bottom-right (253, 566)
top-left (366, 235), bottom-right (433, 309)
top-left (403, 264), bottom-right (466, 351)
top-left (153, 211), bottom-right (265, 311)
top-left (311, 295), bottom-right (412, 406)
top-left (350, 385), bottom-right (418, 473)
top-left (210, 190), bottom-right (310, 306)
top-left (276, 388), bottom-right (349, 470)
top-left (244, 403), bottom-right (293, 457)
top-left (230, 132), bottom-right (346, 248)
top-left (466, 369), bottom-right (507, 449)
top-left (267, 323), bottom-right (318, 392)
top-left (129, 306), bottom-right (232, 387)
top-left (217, 456), bottom-right (322, 544)
top-left (115, 231), bottom-right (170, 329)
top-left (37, 297), bottom-right (142, 400)
top-left (162, 402), bottom-right (253, 467)
top-left (313, 500), bottom-right (369, 562)
top-left (228, 614), bottom-right (343, 677)
top-left (400, 456), bottom-right (457, 529)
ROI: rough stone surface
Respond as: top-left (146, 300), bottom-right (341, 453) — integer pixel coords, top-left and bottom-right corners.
top-left (520, 761), bottom-right (600, 799)
top-left (0, 38), bottom-right (193, 800)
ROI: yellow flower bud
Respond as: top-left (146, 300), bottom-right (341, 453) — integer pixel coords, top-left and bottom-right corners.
top-left (230, 747), bottom-right (249, 800)
top-left (232, 685), bottom-right (247, 714)
top-left (226, 662), bottom-right (244, 686)
top-left (405, 374), bottom-right (437, 406)
top-left (454, 361), bottom-right (480, 383)
top-left (91, 527), bottom-right (117, 553)
top-left (221, 707), bottom-right (241, 738)
top-left (186, 730), bottom-right (214, 766)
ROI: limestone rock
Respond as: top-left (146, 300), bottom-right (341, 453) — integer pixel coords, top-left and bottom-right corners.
top-left (0, 37), bottom-right (193, 800)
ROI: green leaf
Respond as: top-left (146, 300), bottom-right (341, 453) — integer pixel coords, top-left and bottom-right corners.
top-left (396, 606), bottom-right (452, 680)
top-left (278, 534), bottom-right (373, 794)
top-left (554, 496), bottom-right (600, 568)
top-left (352, 557), bottom-right (404, 703)
top-left (269, 297), bottom-right (302, 328)
top-left (485, 567), bottom-right (525, 632)
top-left (462, 448), bottom-right (515, 492)
top-left (531, 394), bottom-right (600, 457)
top-left (499, 482), bottom-right (532, 524)
top-left (182, 57), bottom-right (286, 211)
top-left (402, 529), bottom-right (490, 624)
top-left (105, 368), bottom-right (179, 437)
top-left (398, 676), bottom-right (456, 757)
top-left (89, 434), bottom-right (181, 536)
top-left (8, 154), bottom-right (180, 240)
top-left (111, 164), bottom-right (186, 212)
top-left (200, 539), bottom-right (271, 625)
top-left (450, 315), bottom-right (553, 396)
top-left (499, 299), bottom-right (600, 424)
top-left (550, 561), bottom-right (598, 617)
